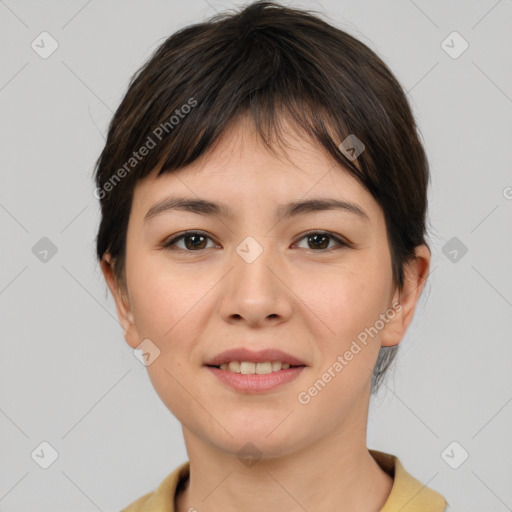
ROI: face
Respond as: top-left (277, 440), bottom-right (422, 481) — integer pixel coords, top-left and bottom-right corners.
top-left (103, 114), bottom-right (429, 459)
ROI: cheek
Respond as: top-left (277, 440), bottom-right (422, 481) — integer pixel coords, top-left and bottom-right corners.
top-left (321, 267), bottom-right (391, 340)
top-left (125, 259), bottom-right (209, 419)
top-left (310, 259), bottom-right (392, 393)
top-left (304, 277), bottom-right (388, 415)
top-left (126, 251), bottom-right (204, 341)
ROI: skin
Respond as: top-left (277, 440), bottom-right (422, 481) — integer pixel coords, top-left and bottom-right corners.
top-left (101, 114), bottom-right (430, 512)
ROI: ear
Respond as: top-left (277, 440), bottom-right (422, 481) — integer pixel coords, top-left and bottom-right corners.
top-left (380, 244), bottom-right (431, 347)
top-left (100, 253), bottom-right (141, 349)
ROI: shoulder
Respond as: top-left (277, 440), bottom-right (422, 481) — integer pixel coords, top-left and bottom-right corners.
top-left (120, 492), bottom-right (153, 512)
top-left (120, 461), bottom-right (190, 512)
top-left (370, 449), bottom-right (448, 512)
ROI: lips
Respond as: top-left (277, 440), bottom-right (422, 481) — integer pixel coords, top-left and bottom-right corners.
top-left (204, 347), bottom-right (307, 367)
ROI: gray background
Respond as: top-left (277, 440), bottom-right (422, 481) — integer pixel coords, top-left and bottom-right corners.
top-left (1, 0), bottom-right (511, 511)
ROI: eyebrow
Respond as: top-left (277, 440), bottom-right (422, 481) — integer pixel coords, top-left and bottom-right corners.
top-left (144, 196), bottom-right (370, 224)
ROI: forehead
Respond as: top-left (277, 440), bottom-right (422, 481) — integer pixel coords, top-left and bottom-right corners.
top-left (130, 115), bottom-right (381, 224)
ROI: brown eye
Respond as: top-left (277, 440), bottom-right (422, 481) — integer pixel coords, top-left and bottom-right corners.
top-left (295, 231), bottom-right (348, 251)
top-left (163, 231), bottom-right (215, 251)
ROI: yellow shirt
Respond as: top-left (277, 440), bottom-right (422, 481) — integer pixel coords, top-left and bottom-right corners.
top-left (120, 449), bottom-right (447, 511)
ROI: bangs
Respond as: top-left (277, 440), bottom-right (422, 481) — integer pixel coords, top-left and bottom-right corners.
top-left (97, 13), bottom-right (393, 199)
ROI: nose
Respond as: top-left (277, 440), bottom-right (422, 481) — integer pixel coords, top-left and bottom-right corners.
top-left (217, 236), bottom-right (293, 328)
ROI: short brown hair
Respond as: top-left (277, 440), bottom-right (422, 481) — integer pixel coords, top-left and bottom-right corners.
top-left (93, 1), bottom-right (431, 393)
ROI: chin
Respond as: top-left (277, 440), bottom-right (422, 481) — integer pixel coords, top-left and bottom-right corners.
top-left (214, 434), bottom-right (302, 463)
top-left (211, 420), bottom-right (305, 457)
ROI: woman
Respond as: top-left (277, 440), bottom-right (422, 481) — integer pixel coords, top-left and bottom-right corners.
top-left (94, 2), bottom-right (448, 510)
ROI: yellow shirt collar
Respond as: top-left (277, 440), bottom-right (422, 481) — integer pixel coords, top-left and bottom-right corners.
top-left (121, 449), bottom-right (447, 511)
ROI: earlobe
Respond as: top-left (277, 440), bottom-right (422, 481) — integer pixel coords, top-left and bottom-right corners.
top-left (380, 244), bottom-right (431, 347)
top-left (100, 253), bottom-right (140, 349)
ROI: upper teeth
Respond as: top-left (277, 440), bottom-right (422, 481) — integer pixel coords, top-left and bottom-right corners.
top-left (219, 361), bottom-right (292, 374)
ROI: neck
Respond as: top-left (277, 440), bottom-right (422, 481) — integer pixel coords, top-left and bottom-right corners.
top-left (175, 423), bottom-right (393, 512)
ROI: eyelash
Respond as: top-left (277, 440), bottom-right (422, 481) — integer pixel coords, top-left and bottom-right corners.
top-left (161, 230), bottom-right (350, 252)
